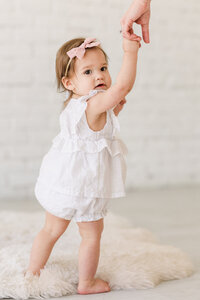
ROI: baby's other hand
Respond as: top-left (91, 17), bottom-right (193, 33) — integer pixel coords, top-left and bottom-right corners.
top-left (113, 98), bottom-right (127, 116)
top-left (123, 36), bottom-right (141, 52)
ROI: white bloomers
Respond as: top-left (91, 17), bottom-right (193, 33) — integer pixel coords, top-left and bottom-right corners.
top-left (35, 181), bottom-right (110, 222)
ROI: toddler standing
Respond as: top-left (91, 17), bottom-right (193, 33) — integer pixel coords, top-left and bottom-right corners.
top-left (26, 35), bottom-right (140, 295)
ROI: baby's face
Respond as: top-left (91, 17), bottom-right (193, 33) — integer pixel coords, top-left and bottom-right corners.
top-left (69, 48), bottom-right (112, 97)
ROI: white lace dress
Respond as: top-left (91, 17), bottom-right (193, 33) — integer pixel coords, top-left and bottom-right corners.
top-left (34, 89), bottom-right (128, 221)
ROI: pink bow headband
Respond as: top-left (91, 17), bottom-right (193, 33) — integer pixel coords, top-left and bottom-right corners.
top-left (65, 37), bottom-right (101, 76)
top-left (67, 37), bottom-right (100, 59)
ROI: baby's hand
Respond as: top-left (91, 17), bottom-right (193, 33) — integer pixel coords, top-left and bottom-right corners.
top-left (113, 99), bottom-right (127, 116)
top-left (123, 36), bottom-right (141, 52)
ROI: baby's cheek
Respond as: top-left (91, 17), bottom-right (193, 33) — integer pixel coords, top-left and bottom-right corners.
top-left (107, 76), bottom-right (112, 88)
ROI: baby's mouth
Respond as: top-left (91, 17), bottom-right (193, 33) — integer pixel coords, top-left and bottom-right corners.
top-left (95, 83), bottom-right (106, 89)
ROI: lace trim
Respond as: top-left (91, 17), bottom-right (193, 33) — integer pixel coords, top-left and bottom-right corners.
top-left (51, 134), bottom-right (128, 156)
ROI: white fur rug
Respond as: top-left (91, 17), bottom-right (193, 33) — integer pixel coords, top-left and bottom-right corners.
top-left (0, 210), bottom-right (194, 299)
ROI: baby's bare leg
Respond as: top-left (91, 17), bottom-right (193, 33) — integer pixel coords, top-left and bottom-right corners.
top-left (27, 212), bottom-right (70, 275)
top-left (76, 218), bottom-right (110, 294)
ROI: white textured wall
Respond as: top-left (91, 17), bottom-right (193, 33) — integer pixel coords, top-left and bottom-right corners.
top-left (0, 0), bottom-right (200, 200)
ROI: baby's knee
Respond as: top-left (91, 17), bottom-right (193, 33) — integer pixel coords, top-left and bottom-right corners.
top-left (42, 224), bottom-right (65, 241)
top-left (78, 219), bottom-right (104, 241)
top-left (43, 213), bottom-right (70, 241)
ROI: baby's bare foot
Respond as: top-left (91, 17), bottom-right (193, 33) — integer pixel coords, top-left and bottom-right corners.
top-left (24, 269), bottom-right (40, 277)
top-left (77, 278), bottom-right (111, 295)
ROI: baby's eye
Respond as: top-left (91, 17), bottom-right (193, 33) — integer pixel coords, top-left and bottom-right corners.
top-left (101, 66), bottom-right (107, 71)
top-left (84, 69), bottom-right (92, 75)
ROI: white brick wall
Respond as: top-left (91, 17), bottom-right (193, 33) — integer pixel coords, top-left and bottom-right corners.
top-left (0, 0), bottom-right (200, 200)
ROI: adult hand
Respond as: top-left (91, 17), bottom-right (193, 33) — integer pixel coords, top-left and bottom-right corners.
top-left (120, 0), bottom-right (151, 43)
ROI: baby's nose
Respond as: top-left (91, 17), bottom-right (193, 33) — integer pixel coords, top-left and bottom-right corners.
top-left (95, 71), bottom-right (104, 80)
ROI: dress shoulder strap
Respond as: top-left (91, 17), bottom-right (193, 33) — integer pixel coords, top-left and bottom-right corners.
top-left (73, 89), bottom-right (105, 135)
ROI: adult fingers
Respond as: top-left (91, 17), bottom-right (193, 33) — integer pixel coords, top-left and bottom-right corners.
top-left (122, 21), bottom-right (135, 39)
top-left (141, 23), bottom-right (150, 43)
top-left (121, 17), bottom-right (141, 41)
top-left (122, 31), bottom-right (142, 42)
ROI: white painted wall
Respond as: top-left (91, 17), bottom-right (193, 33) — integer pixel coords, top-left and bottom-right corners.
top-left (0, 0), bottom-right (199, 200)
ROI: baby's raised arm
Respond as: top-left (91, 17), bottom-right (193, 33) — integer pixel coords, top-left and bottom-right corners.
top-left (88, 38), bottom-right (140, 115)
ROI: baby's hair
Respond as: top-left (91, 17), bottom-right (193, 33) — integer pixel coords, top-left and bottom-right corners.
top-left (55, 37), bottom-right (109, 110)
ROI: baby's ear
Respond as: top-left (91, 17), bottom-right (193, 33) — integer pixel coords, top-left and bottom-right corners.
top-left (61, 76), bottom-right (74, 91)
